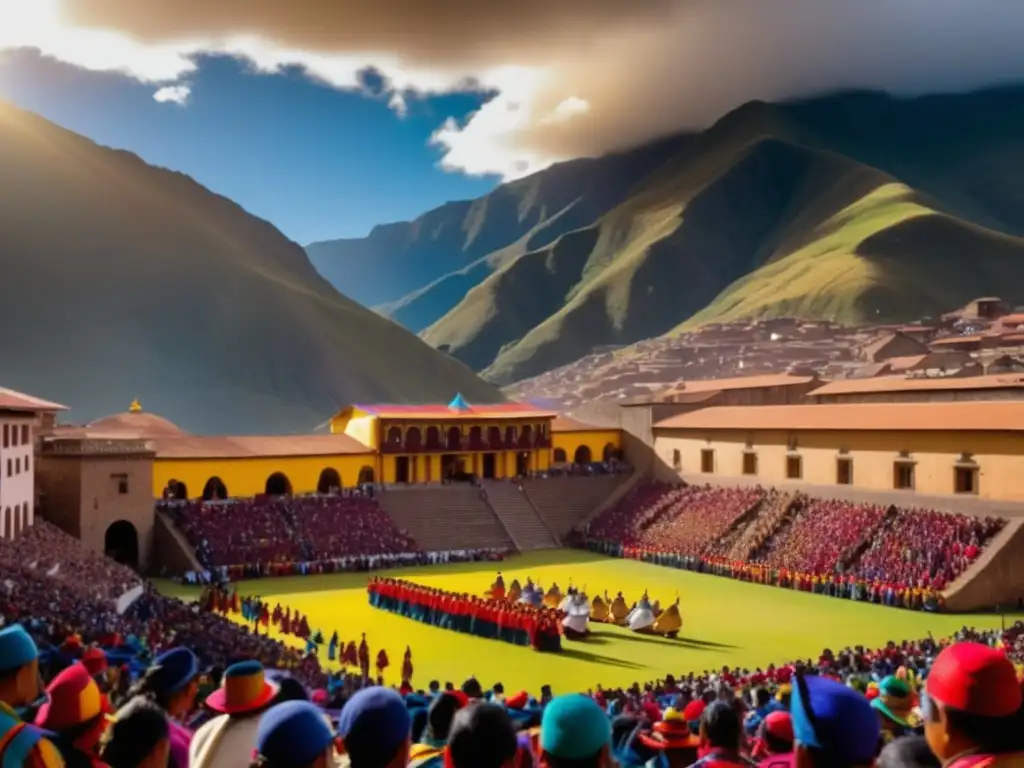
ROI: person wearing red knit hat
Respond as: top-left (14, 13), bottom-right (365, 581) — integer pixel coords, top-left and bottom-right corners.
top-left (923, 642), bottom-right (1024, 767)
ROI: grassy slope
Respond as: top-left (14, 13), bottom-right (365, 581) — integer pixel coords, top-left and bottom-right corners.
top-left (420, 96), bottom-right (1024, 384)
top-left (157, 550), bottom-right (1010, 693)
top-left (0, 103), bottom-right (500, 434)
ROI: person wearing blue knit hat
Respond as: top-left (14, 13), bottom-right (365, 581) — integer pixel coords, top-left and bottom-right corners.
top-left (539, 694), bottom-right (612, 768)
top-left (790, 672), bottom-right (880, 768)
top-left (254, 700), bottom-right (337, 768)
top-left (0, 624), bottom-right (64, 767)
top-left (337, 687), bottom-right (411, 768)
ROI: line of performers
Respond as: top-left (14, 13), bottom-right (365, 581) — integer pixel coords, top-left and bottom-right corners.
top-left (487, 574), bottom-right (683, 639)
top-left (368, 577), bottom-right (564, 652)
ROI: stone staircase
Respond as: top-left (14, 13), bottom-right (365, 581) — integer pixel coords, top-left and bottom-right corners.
top-left (153, 510), bottom-right (204, 574)
top-left (524, 475), bottom-right (630, 540)
top-left (484, 482), bottom-right (559, 551)
top-left (378, 486), bottom-right (513, 552)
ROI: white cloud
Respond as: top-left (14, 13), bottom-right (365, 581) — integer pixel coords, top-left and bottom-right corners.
top-left (2, 0), bottom-right (1024, 180)
top-left (153, 84), bottom-right (190, 104)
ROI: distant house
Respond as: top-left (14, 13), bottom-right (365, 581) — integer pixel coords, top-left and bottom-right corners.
top-left (940, 296), bottom-right (1011, 326)
top-left (859, 332), bottom-right (929, 363)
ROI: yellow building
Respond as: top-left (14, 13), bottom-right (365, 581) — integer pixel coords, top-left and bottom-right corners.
top-left (653, 400), bottom-right (1024, 501)
top-left (329, 398), bottom-right (621, 485)
top-left (71, 397), bottom-right (622, 499)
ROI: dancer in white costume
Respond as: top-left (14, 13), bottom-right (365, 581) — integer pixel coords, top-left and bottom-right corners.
top-left (562, 591), bottom-right (591, 640)
top-left (627, 592), bottom-right (657, 632)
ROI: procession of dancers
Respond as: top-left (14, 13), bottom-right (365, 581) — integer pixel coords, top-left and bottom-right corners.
top-left (485, 572), bottom-right (683, 641)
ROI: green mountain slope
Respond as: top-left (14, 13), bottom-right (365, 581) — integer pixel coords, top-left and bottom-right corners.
top-left (0, 102), bottom-right (500, 434)
top-left (413, 89), bottom-right (1024, 384)
top-left (306, 138), bottom-right (685, 329)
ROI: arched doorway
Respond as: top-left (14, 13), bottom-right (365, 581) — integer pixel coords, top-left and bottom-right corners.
top-left (602, 443), bottom-right (617, 462)
top-left (357, 466), bottom-right (375, 485)
top-left (202, 476), bottom-right (228, 501)
top-left (425, 426), bottom-right (441, 450)
top-left (516, 452), bottom-right (530, 476)
top-left (105, 520), bottom-right (139, 569)
top-left (265, 472), bottom-right (292, 496)
top-left (318, 468), bottom-right (342, 495)
top-left (405, 427), bottom-right (422, 452)
top-left (446, 427), bottom-right (461, 451)
top-left (574, 445), bottom-right (592, 465)
top-left (386, 426), bottom-right (402, 450)
top-left (553, 448), bottom-right (567, 463)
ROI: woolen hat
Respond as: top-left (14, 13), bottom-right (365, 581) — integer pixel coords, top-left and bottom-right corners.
top-left (35, 663), bottom-right (112, 734)
top-left (256, 701), bottom-right (336, 767)
top-left (338, 687), bottom-right (411, 768)
top-left (150, 648), bottom-right (198, 696)
top-left (0, 625), bottom-right (38, 673)
top-left (540, 694), bottom-right (611, 760)
top-left (925, 642), bottom-right (1023, 718)
top-left (871, 676), bottom-right (918, 728)
top-left (791, 674), bottom-right (879, 766)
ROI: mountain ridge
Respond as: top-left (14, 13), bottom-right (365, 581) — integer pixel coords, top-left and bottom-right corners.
top-left (309, 86), bottom-right (1024, 385)
top-left (0, 101), bottom-right (501, 434)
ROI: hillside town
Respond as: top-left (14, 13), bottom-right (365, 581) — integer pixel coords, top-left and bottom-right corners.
top-left (509, 296), bottom-right (1024, 408)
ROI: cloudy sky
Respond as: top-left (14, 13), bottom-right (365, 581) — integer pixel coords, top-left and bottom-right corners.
top-left (2, 0), bottom-right (1023, 241)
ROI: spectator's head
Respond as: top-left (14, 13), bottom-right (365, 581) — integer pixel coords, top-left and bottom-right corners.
top-left (429, 680), bottom-right (440, 695)
top-left (254, 700), bottom-right (337, 768)
top-left (540, 694), bottom-right (612, 768)
top-left (0, 624), bottom-right (42, 712)
top-left (129, 647), bottom-right (200, 719)
top-left (699, 701), bottom-right (741, 751)
top-left (338, 687), bottom-right (411, 768)
top-left (447, 702), bottom-right (518, 768)
top-left (923, 642), bottom-right (1024, 761)
top-left (756, 711), bottom-right (795, 757)
top-left (275, 678), bottom-right (310, 704)
top-left (35, 662), bottom-right (113, 754)
top-left (791, 673), bottom-right (879, 768)
top-left (876, 735), bottom-right (940, 768)
top-left (423, 691), bottom-right (464, 744)
top-left (462, 678), bottom-right (483, 699)
top-left (100, 696), bottom-right (171, 768)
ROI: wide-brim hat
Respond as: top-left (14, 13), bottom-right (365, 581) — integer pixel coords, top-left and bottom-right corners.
top-left (638, 710), bottom-right (699, 751)
top-left (206, 660), bottom-right (278, 715)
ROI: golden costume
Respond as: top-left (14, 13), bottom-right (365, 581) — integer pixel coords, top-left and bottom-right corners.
top-left (610, 593), bottom-right (630, 626)
top-left (590, 592), bottom-right (610, 623)
top-left (651, 598), bottom-right (682, 638)
top-left (543, 583), bottom-right (563, 609)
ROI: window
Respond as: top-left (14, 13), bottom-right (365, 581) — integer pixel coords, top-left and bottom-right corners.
top-left (9, 427), bottom-right (16, 447)
top-left (2, 424), bottom-right (7, 448)
top-left (5, 459), bottom-right (10, 477)
top-left (786, 455), bottom-right (802, 480)
top-left (836, 457), bottom-right (853, 485)
top-left (112, 473), bottom-right (129, 495)
top-left (894, 462), bottom-right (915, 490)
top-left (787, 433), bottom-right (799, 451)
top-left (672, 449), bottom-right (682, 471)
top-left (954, 466), bottom-right (978, 495)
top-left (14, 458), bottom-right (19, 474)
top-left (20, 425), bottom-right (28, 444)
top-left (742, 452), bottom-right (758, 476)
top-left (700, 449), bottom-right (715, 474)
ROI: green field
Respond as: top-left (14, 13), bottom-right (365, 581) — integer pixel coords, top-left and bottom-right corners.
top-left (157, 551), bottom-right (1013, 694)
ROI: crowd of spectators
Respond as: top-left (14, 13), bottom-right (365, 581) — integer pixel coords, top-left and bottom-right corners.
top-left (162, 493), bottom-right (418, 572)
top-left (5, 506), bottom-right (1024, 767)
top-left (580, 483), bottom-right (1006, 612)
top-left (755, 498), bottom-right (889, 573)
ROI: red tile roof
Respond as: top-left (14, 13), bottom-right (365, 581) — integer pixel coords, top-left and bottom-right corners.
top-left (551, 415), bottom-right (611, 433)
top-left (654, 401), bottom-right (1024, 433)
top-left (0, 387), bottom-right (67, 413)
top-left (659, 373), bottom-right (817, 396)
top-left (808, 374), bottom-right (1024, 397)
top-left (351, 403), bottom-right (556, 420)
top-left (151, 434), bottom-right (373, 459)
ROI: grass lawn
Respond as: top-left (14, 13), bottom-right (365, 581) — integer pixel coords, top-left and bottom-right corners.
top-left (155, 550), bottom-right (1015, 694)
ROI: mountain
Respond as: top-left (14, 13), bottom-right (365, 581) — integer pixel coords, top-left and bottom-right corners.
top-left (311, 86), bottom-right (1024, 385)
top-left (0, 102), bottom-right (501, 434)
